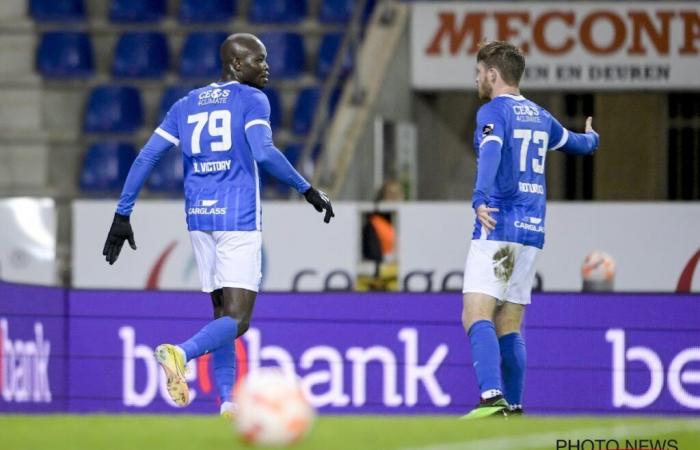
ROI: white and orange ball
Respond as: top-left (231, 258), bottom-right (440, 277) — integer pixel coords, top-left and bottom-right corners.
top-left (233, 368), bottom-right (316, 447)
top-left (581, 250), bottom-right (616, 283)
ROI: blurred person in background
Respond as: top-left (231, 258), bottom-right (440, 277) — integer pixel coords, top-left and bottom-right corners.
top-left (359, 179), bottom-right (404, 290)
top-left (460, 41), bottom-right (599, 418)
top-left (101, 33), bottom-right (334, 416)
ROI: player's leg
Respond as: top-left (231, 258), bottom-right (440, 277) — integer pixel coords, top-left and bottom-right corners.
top-left (461, 240), bottom-right (510, 418)
top-left (496, 244), bottom-right (538, 414)
top-left (494, 302), bottom-right (526, 414)
top-left (210, 288), bottom-right (236, 416)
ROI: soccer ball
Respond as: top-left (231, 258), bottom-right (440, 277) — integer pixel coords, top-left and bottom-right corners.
top-left (233, 368), bottom-right (316, 447)
top-left (581, 250), bottom-right (616, 283)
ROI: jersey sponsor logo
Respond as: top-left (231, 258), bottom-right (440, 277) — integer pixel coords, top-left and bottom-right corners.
top-left (193, 159), bottom-right (232, 174)
top-left (481, 123), bottom-right (494, 137)
top-left (518, 182), bottom-right (545, 194)
top-left (512, 104), bottom-right (541, 123)
top-left (1, 319), bottom-right (52, 403)
top-left (197, 88), bottom-right (231, 106)
top-left (188, 200), bottom-right (227, 216)
top-left (514, 218), bottom-right (545, 233)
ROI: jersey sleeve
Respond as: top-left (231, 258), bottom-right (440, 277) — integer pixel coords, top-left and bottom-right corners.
top-left (243, 89), bottom-right (272, 132)
top-left (547, 113), bottom-right (599, 155)
top-left (153, 98), bottom-right (183, 146)
top-left (471, 103), bottom-right (506, 209)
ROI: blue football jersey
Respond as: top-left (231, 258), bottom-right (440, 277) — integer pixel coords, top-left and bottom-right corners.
top-left (156, 81), bottom-right (273, 231)
top-left (471, 94), bottom-right (569, 249)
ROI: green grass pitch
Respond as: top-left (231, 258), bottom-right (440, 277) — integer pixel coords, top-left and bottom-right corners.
top-left (2, 415), bottom-right (699, 450)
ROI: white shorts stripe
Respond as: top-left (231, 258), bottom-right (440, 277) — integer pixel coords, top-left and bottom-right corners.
top-left (155, 128), bottom-right (180, 145)
top-left (244, 119), bottom-right (271, 131)
top-left (480, 135), bottom-right (503, 147)
top-left (549, 128), bottom-right (569, 151)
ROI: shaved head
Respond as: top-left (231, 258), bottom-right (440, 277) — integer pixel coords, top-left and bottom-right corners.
top-left (219, 33), bottom-right (269, 88)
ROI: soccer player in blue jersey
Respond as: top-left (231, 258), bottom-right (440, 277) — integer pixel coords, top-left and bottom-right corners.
top-left (101, 34), bottom-right (334, 416)
top-left (461, 41), bottom-right (599, 419)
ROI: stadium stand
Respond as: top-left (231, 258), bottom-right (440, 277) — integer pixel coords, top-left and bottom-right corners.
top-left (179, 0), bottom-right (236, 24)
top-left (84, 85), bottom-right (143, 133)
top-left (36, 31), bottom-right (94, 78)
top-left (30, 0), bottom-right (85, 22)
top-left (179, 31), bottom-right (228, 79)
top-left (316, 32), bottom-right (353, 79)
top-left (112, 32), bottom-right (169, 78)
top-left (258, 32), bottom-right (306, 79)
top-left (109, 0), bottom-right (166, 23)
top-left (79, 141), bottom-right (136, 192)
top-left (249, 0), bottom-right (306, 24)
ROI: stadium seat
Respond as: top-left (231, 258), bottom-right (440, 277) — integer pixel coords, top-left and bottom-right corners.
top-left (36, 31), bottom-right (94, 78)
top-left (179, 0), bottom-right (236, 23)
top-left (179, 32), bottom-right (228, 79)
top-left (249, 0), bottom-right (306, 24)
top-left (259, 32), bottom-right (305, 79)
top-left (84, 85), bottom-right (143, 133)
top-left (109, 0), bottom-right (166, 23)
top-left (79, 142), bottom-right (136, 192)
top-left (292, 87), bottom-right (341, 135)
top-left (316, 33), bottom-right (353, 79)
top-left (146, 149), bottom-right (183, 193)
top-left (262, 87), bottom-right (282, 129)
top-left (30, 0), bottom-right (85, 22)
top-left (158, 85), bottom-right (193, 122)
top-left (112, 32), bottom-right (169, 78)
top-left (319, 0), bottom-right (375, 24)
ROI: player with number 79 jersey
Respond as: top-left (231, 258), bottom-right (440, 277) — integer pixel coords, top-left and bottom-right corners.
top-left (101, 33), bottom-right (333, 415)
top-left (461, 41), bottom-right (599, 420)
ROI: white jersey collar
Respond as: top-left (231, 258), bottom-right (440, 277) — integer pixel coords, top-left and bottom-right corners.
top-left (497, 93), bottom-right (525, 101)
top-left (210, 81), bottom-right (240, 87)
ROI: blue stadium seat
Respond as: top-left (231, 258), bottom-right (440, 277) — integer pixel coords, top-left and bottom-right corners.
top-left (146, 149), bottom-right (183, 193)
top-left (180, 32), bottom-right (227, 79)
top-left (259, 32), bottom-right (305, 79)
top-left (109, 0), bottom-right (166, 23)
top-left (316, 33), bottom-right (353, 79)
top-left (284, 143), bottom-right (302, 167)
top-left (292, 87), bottom-right (341, 135)
top-left (158, 85), bottom-right (193, 122)
top-left (112, 32), bottom-right (169, 78)
top-left (84, 85), bottom-right (143, 133)
top-left (179, 0), bottom-right (236, 23)
top-left (36, 31), bottom-right (94, 78)
top-left (79, 142), bottom-right (136, 192)
top-left (262, 88), bottom-right (282, 129)
top-left (249, 0), bottom-right (306, 24)
top-left (30, 0), bottom-right (85, 22)
top-left (319, 0), bottom-right (375, 24)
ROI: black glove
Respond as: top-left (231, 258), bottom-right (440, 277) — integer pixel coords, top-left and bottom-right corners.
top-left (304, 186), bottom-right (335, 223)
top-left (102, 213), bottom-right (137, 265)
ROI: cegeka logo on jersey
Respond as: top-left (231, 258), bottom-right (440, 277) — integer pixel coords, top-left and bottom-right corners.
top-left (0, 319), bottom-right (52, 403)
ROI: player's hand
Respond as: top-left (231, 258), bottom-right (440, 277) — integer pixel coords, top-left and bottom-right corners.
top-left (476, 204), bottom-right (499, 232)
top-left (102, 213), bottom-right (137, 265)
top-left (304, 186), bottom-right (335, 223)
top-left (585, 116), bottom-right (595, 133)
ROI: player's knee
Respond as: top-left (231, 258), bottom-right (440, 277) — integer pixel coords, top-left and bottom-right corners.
top-left (236, 319), bottom-right (250, 337)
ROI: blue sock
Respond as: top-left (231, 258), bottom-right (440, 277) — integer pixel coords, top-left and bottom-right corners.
top-left (179, 316), bottom-right (238, 361)
top-left (468, 320), bottom-right (502, 398)
top-left (499, 332), bottom-right (526, 407)
top-left (213, 339), bottom-right (236, 403)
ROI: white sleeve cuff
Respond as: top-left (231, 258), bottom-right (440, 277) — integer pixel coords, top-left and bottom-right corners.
top-left (245, 119), bottom-right (271, 131)
top-left (479, 135), bottom-right (503, 147)
top-left (155, 128), bottom-right (179, 145)
top-left (549, 128), bottom-right (569, 151)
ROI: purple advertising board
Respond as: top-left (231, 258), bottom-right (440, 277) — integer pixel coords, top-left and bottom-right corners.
top-left (3, 282), bottom-right (700, 415)
top-left (0, 282), bottom-right (67, 412)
